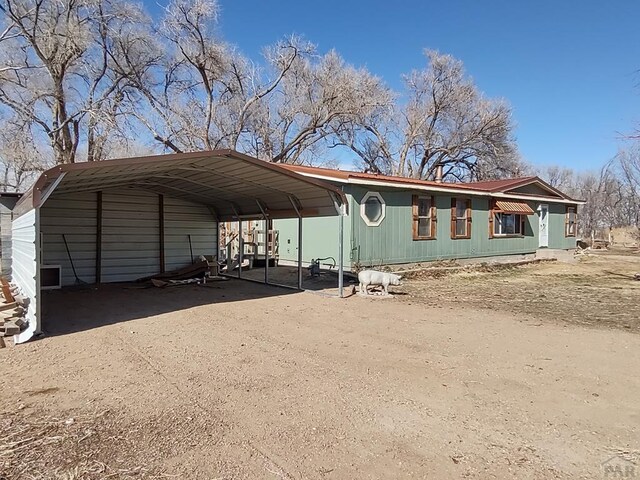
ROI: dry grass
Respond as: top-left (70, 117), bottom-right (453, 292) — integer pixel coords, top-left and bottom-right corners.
top-left (0, 408), bottom-right (169, 480)
top-left (393, 258), bottom-right (554, 280)
top-left (400, 251), bottom-right (640, 332)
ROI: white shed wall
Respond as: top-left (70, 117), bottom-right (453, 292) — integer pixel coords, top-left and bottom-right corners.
top-left (101, 190), bottom-right (160, 283)
top-left (1, 200), bottom-right (17, 276)
top-left (40, 192), bottom-right (97, 285)
top-left (39, 189), bottom-right (217, 286)
top-left (11, 208), bottom-right (39, 342)
top-left (164, 196), bottom-right (216, 270)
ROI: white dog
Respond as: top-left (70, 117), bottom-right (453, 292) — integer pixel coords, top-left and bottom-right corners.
top-left (358, 270), bottom-right (402, 295)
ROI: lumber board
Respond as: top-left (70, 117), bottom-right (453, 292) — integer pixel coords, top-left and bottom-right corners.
top-left (0, 278), bottom-right (14, 304)
top-left (0, 302), bottom-right (17, 312)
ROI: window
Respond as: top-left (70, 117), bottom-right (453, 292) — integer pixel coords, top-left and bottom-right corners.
top-left (364, 197), bottom-right (382, 222)
top-left (493, 213), bottom-right (525, 236)
top-left (412, 195), bottom-right (436, 240)
top-left (488, 200), bottom-right (534, 239)
top-left (565, 206), bottom-right (577, 237)
top-left (360, 192), bottom-right (386, 226)
top-left (450, 198), bottom-right (471, 239)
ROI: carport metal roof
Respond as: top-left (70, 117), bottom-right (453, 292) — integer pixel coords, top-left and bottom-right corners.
top-left (14, 150), bottom-right (347, 219)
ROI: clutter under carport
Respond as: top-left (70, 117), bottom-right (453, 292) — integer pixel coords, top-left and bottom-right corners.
top-left (137, 256), bottom-right (229, 288)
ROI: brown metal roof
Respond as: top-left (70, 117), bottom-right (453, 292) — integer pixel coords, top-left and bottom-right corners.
top-left (494, 200), bottom-right (535, 215)
top-left (281, 165), bottom-right (582, 203)
top-left (463, 177), bottom-right (538, 191)
top-left (15, 150), bottom-right (347, 220)
top-left (281, 164), bottom-right (493, 191)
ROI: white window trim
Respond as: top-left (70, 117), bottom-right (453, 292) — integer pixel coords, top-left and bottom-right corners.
top-left (360, 191), bottom-right (386, 227)
top-left (566, 206), bottom-right (577, 237)
top-left (493, 212), bottom-right (523, 236)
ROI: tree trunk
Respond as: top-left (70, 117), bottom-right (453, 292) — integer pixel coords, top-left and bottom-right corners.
top-left (53, 80), bottom-right (76, 164)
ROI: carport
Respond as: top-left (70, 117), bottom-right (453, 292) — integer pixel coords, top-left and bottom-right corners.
top-left (10, 150), bottom-right (347, 343)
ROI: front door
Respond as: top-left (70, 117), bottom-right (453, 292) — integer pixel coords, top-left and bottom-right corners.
top-left (538, 204), bottom-right (549, 247)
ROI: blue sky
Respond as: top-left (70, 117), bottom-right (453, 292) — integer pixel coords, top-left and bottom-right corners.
top-left (146, 0), bottom-right (640, 171)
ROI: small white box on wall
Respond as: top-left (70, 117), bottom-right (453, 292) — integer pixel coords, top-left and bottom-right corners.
top-left (40, 265), bottom-right (62, 290)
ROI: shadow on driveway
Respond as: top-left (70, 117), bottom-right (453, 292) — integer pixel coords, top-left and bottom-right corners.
top-left (41, 278), bottom-right (299, 338)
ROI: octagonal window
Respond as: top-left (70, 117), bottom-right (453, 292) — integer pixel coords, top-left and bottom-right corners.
top-left (360, 192), bottom-right (386, 226)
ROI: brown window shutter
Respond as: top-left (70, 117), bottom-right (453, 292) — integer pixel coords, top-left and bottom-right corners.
top-left (430, 195), bottom-right (437, 238)
top-left (450, 197), bottom-right (457, 239)
top-left (412, 195), bottom-right (419, 240)
top-left (466, 199), bottom-right (472, 238)
top-left (488, 198), bottom-right (495, 239)
top-left (488, 211), bottom-right (494, 239)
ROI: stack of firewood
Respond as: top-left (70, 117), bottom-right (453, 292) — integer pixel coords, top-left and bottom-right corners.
top-left (0, 278), bottom-right (28, 346)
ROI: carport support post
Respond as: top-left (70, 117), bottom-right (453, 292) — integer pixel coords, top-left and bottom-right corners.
top-left (289, 195), bottom-right (303, 290)
top-left (159, 194), bottom-right (165, 273)
top-left (96, 191), bottom-right (103, 284)
top-left (238, 219), bottom-right (243, 279)
top-left (256, 200), bottom-right (269, 285)
top-left (264, 217), bottom-right (269, 284)
top-left (215, 220), bottom-right (220, 265)
top-left (338, 211), bottom-right (344, 298)
top-left (297, 215), bottom-right (302, 289)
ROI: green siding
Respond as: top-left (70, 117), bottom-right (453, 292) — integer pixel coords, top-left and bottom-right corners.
top-left (274, 210), bottom-right (351, 267)
top-left (349, 185), bottom-right (575, 267)
top-left (510, 184), bottom-right (562, 197)
top-left (275, 184), bottom-right (576, 270)
top-left (547, 202), bottom-right (578, 249)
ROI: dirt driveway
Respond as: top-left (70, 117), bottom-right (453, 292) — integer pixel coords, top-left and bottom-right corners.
top-left (1, 255), bottom-right (639, 479)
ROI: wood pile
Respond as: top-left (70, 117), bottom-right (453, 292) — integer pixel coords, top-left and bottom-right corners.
top-left (0, 278), bottom-right (28, 345)
top-left (591, 239), bottom-right (610, 250)
top-left (136, 259), bottom-right (210, 283)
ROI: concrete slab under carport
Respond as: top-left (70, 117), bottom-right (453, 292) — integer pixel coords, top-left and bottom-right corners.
top-left (235, 264), bottom-right (359, 295)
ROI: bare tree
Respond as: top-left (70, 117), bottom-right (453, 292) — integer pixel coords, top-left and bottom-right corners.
top-left (0, 118), bottom-right (49, 191)
top-left (136, 0), bottom-right (392, 165)
top-left (537, 151), bottom-right (640, 239)
top-left (537, 165), bottom-right (576, 191)
top-left (84, 1), bottom-right (159, 161)
top-left (0, 0), bottom-right (522, 177)
top-left (337, 50), bottom-right (522, 181)
top-left (0, 0), bottom-right (156, 164)
top-left (611, 147), bottom-right (640, 227)
top-left (572, 165), bottom-right (626, 238)
top-left (253, 49), bottom-right (393, 164)
top-left (133, 0), bottom-right (236, 152)
top-left (129, 0), bottom-right (302, 154)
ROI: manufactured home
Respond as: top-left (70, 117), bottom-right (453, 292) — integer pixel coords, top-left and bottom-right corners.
top-left (274, 165), bottom-right (582, 269)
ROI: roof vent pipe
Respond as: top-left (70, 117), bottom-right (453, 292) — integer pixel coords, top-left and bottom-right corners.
top-left (435, 164), bottom-right (444, 183)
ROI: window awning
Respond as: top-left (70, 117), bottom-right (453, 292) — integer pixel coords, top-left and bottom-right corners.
top-left (494, 200), bottom-right (535, 215)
